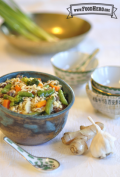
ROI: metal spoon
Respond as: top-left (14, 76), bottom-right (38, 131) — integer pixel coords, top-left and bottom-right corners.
top-left (4, 137), bottom-right (60, 172)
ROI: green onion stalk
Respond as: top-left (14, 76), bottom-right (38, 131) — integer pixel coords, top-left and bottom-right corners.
top-left (0, 0), bottom-right (58, 42)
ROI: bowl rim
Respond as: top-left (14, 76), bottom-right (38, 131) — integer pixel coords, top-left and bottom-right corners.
top-left (1, 12), bottom-right (92, 43)
top-left (86, 83), bottom-right (120, 99)
top-left (0, 71), bottom-right (75, 120)
top-left (91, 66), bottom-right (120, 89)
top-left (51, 51), bottom-right (98, 74)
top-left (91, 79), bottom-right (120, 96)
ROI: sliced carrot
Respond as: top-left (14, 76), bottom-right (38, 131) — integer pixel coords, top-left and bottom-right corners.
top-left (3, 100), bottom-right (10, 109)
top-left (37, 78), bottom-right (41, 81)
top-left (36, 100), bottom-right (46, 108)
top-left (15, 85), bottom-right (21, 92)
top-left (38, 83), bottom-right (43, 87)
top-left (16, 79), bottom-right (21, 83)
top-left (49, 83), bottom-right (60, 91)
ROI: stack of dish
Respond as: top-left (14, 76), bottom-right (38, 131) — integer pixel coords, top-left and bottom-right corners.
top-left (86, 66), bottom-right (120, 119)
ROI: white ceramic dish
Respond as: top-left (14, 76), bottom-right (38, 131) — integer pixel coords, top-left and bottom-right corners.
top-left (91, 79), bottom-right (120, 96)
top-left (86, 83), bottom-right (120, 119)
top-left (51, 51), bottom-right (98, 86)
top-left (91, 66), bottom-right (120, 94)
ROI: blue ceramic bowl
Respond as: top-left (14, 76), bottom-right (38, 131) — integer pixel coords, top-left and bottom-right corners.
top-left (0, 71), bottom-right (75, 145)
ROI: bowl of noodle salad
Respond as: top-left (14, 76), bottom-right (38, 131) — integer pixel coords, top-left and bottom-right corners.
top-left (0, 71), bottom-right (74, 145)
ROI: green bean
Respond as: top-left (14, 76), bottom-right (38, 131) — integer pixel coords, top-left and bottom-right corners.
top-left (58, 89), bottom-right (68, 105)
top-left (18, 91), bottom-right (34, 97)
top-left (45, 96), bottom-right (54, 115)
top-left (37, 89), bottom-right (55, 97)
top-left (1, 83), bottom-right (11, 93)
top-left (10, 101), bottom-right (15, 107)
top-left (3, 94), bottom-right (14, 101)
top-left (27, 112), bottom-right (40, 116)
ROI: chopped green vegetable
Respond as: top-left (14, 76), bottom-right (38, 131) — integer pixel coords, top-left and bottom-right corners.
top-left (37, 89), bottom-right (55, 97)
top-left (44, 85), bottom-right (49, 88)
top-left (4, 94), bottom-right (23, 107)
top-left (21, 77), bottom-right (39, 86)
top-left (45, 96), bottom-right (54, 115)
top-left (14, 95), bottom-right (23, 104)
top-left (21, 77), bottom-right (30, 84)
top-left (58, 89), bottom-right (68, 105)
top-left (18, 91), bottom-right (34, 97)
top-left (1, 83), bottom-right (11, 94)
top-left (27, 78), bottom-right (39, 86)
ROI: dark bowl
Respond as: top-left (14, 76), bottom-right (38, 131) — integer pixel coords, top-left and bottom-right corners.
top-left (0, 71), bottom-right (75, 145)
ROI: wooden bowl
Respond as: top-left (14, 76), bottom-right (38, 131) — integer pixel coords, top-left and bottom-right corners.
top-left (0, 13), bottom-right (91, 54)
top-left (0, 71), bottom-right (75, 145)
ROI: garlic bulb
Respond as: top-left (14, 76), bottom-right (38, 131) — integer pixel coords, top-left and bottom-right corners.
top-left (88, 116), bottom-right (116, 159)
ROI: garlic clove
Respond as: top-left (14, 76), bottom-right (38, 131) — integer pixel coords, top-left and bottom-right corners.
top-left (90, 132), bottom-right (113, 158)
top-left (88, 116), bottom-right (116, 159)
top-left (79, 122), bottom-right (105, 140)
